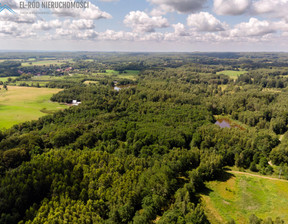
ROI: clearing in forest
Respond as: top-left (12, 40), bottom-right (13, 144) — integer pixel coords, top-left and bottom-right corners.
top-left (202, 171), bottom-right (288, 223)
top-left (0, 86), bottom-right (67, 129)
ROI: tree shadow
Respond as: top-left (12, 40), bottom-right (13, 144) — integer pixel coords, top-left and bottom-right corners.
top-left (200, 170), bottom-right (235, 196)
top-left (217, 170), bottom-right (235, 182)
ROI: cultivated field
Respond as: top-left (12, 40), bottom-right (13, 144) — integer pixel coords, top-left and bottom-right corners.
top-left (202, 171), bottom-right (288, 223)
top-left (0, 86), bottom-right (67, 129)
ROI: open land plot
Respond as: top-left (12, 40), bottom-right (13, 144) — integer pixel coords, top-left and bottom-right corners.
top-left (31, 75), bottom-right (67, 81)
top-left (21, 59), bottom-right (74, 67)
top-left (0, 86), bottom-right (67, 129)
top-left (0, 77), bottom-right (12, 82)
top-left (13, 81), bottom-right (49, 87)
top-left (92, 70), bottom-right (139, 80)
top-left (0, 77), bottom-right (17, 83)
top-left (84, 80), bottom-right (99, 85)
top-left (201, 171), bottom-right (288, 224)
top-left (217, 70), bottom-right (248, 80)
top-left (32, 75), bottom-right (84, 83)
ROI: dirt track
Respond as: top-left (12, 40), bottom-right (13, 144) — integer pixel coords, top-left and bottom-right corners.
top-left (228, 170), bottom-right (288, 182)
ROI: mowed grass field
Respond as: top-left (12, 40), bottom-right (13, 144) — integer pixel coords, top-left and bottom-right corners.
top-left (201, 171), bottom-right (288, 223)
top-left (0, 86), bottom-right (67, 129)
top-left (217, 70), bottom-right (248, 80)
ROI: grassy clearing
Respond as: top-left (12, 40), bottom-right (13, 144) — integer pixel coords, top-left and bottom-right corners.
top-left (31, 75), bottom-right (67, 81)
top-left (0, 86), bottom-right (67, 129)
top-left (0, 77), bottom-right (9, 82)
top-left (217, 70), bottom-right (248, 80)
top-left (202, 171), bottom-right (288, 223)
top-left (262, 88), bottom-right (282, 93)
top-left (123, 70), bottom-right (140, 75)
top-left (118, 70), bottom-right (139, 80)
top-left (91, 70), bottom-right (139, 80)
top-left (105, 69), bottom-right (119, 74)
top-left (106, 70), bottom-right (139, 80)
top-left (0, 77), bottom-right (17, 82)
top-left (13, 81), bottom-right (48, 87)
top-left (84, 80), bottom-right (99, 85)
top-left (21, 59), bottom-right (74, 67)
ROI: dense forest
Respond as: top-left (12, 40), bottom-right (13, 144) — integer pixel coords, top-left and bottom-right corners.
top-left (1, 52), bottom-right (288, 223)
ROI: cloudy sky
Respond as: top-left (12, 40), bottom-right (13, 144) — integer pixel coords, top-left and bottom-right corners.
top-left (0, 0), bottom-right (288, 51)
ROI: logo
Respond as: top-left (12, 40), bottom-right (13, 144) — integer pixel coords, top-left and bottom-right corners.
top-left (0, 3), bottom-right (16, 14)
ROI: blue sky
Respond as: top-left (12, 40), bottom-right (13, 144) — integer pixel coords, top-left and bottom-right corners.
top-left (0, 0), bottom-right (288, 51)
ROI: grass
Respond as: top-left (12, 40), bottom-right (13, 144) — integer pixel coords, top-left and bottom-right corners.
top-left (0, 77), bottom-right (17, 83)
top-left (105, 69), bottom-right (119, 74)
top-left (201, 171), bottom-right (288, 223)
top-left (0, 86), bottom-right (67, 129)
top-left (21, 59), bottom-right (74, 67)
top-left (13, 81), bottom-right (48, 87)
top-left (101, 70), bottom-right (139, 80)
top-left (84, 80), bottom-right (99, 85)
top-left (0, 77), bottom-right (9, 82)
top-left (217, 70), bottom-right (248, 80)
top-left (31, 75), bottom-right (67, 81)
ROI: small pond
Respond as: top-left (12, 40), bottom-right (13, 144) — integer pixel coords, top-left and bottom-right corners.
top-left (215, 118), bottom-right (245, 130)
top-left (113, 84), bottom-right (136, 91)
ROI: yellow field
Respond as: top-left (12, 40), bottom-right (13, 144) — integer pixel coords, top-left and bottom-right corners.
top-left (0, 86), bottom-right (67, 129)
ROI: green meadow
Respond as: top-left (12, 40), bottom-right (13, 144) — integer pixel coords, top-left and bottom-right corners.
top-left (0, 77), bottom-right (9, 82)
top-left (105, 69), bottom-right (139, 80)
top-left (21, 59), bottom-right (74, 67)
top-left (0, 86), bottom-right (67, 129)
top-left (217, 70), bottom-right (248, 80)
top-left (202, 171), bottom-right (288, 223)
top-left (31, 75), bottom-right (67, 81)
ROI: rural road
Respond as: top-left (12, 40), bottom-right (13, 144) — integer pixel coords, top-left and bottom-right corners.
top-left (228, 170), bottom-right (288, 182)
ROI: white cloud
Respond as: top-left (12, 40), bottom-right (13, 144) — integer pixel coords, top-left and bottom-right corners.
top-left (99, 30), bottom-right (137, 41)
top-left (230, 18), bottom-right (276, 37)
top-left (172, 23), bottom-right (189, 36)
top-left (148, 0), bottom-right (208, 14)
top-left (187, 12), bottom-right (227, 32)
top-left (0, 21), bottom-right (36, 38)
top-left (51, 3), bottom-right (112, 20)
top-left (54, 28), bottom-right (98, 39)
top-left (75, 30), bottom-right (98, 39)
top-left (252, 0), bottom-right (288, 20)
top-left (32, 20), bottom-right (62, 30)
top-left (139, 32), bottom-right (164, 41)
top-left (124, 11), bottom-right (169, 33)
top-left (32, 19), bottom-right (94, 31)
top-left (69, 19), bottom-right (95, 30)
top-left (0, 13), bottom-right (37, 24)
top-left (273, 20), bottom-right (288, 33)
top-left (214, 0), bottom-right (251, 15)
